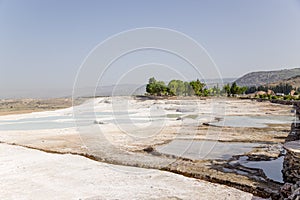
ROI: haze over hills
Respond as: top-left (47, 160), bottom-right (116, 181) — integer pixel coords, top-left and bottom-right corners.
top-left (235, 68), bottom-right (300, 87)
top-left (5, 69), bottom-right (300, 99)
top-left (0, 78), bottom-right (235, 99)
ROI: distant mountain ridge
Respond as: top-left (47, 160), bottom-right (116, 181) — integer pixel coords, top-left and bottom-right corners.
top-left (235, 68), bottom-right (300, 87)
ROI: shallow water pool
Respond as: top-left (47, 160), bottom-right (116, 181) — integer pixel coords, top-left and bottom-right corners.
top-left (237, 156), bottom-right (284, 183)
top-left (210, 115), bottom-right (294, 128)
top-left (156, 139), bottom-right (260, 160)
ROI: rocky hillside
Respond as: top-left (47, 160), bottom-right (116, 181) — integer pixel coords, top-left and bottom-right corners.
top-left (268, 75), bottom-right (300, 88)
top-left (235, 68), bottom-right (300, 87)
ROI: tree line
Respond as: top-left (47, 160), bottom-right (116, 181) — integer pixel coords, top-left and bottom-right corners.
top-left (145, 77), bottom-right (246, 97)
top-left (146, 77), bottom-right (207, 96)
top-left (145, 77), bottom-right (299, 98)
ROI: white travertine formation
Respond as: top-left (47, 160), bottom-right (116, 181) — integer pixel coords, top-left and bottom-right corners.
top-left (0, 143), bottom-right (253, 200)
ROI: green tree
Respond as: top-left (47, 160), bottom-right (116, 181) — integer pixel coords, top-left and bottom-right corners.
top-left (146, 77), bottom-right (168, 96)
top-left (155, 81), bottom-right (168, 96)
top-left (223, 83), bottom-right (231, 97)
top-left (211, 85), bottom-right (221, 96)
top-left (167, 80), bottom-right (177, 96)
top-left (146, 77), bottom-right (156, 95)
top-left (230, 82), bottom-right (239, 95)
top-left (168, 80), bottom-right (185, 96)
top-left (203, 88), bottom-right (209, 96)
top-left (238, 86), bottom-right (247, 95)
top-left (184, 81), bottom-right (194, 96)
top-left (189, 79), bottom-right (205, 96)
top-left (176, 80), bottom-right (185, 96)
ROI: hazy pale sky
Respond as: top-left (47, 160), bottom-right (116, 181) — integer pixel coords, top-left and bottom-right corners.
top-left (1, 0), bottom-right (300, 93)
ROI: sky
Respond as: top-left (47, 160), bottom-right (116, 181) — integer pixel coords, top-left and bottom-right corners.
top-left (1, 0), bottom-right (300, 96)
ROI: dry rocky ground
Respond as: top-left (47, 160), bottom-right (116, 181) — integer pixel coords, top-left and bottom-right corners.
top-left (0, 98), bottom-right (72, 115)
top-left (0, 97), bottom-right (294, 199)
